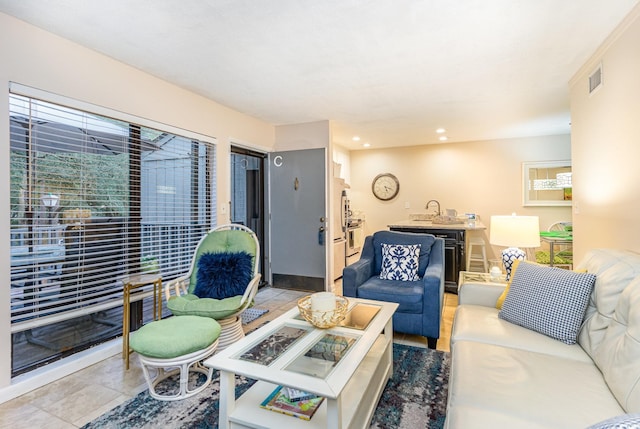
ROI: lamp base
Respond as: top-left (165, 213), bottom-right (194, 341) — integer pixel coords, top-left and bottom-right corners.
top-left (502, 247), bottom-right (526, 281)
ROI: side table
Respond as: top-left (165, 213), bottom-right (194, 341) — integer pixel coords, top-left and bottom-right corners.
top-left (458, 271), bottom-right (506, 287)
top-left (123, 273), bottom-right (163, 369)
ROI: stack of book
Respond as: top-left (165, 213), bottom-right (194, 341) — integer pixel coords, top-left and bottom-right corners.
top-left (260, 386), bottom-right (324, 420)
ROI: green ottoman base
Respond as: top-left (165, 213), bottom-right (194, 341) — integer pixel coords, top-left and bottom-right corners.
top-left (130, 316), bottom-right (221, 401)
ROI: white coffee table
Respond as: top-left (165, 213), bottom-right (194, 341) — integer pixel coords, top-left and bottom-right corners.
top-left (204, 297), bottom-right (398, 429)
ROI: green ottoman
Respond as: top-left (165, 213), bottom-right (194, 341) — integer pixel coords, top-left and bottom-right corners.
top-left (130, 315), bottom-right (221, 401)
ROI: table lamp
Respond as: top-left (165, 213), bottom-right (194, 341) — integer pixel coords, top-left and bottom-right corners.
top-left (490, 215), bottom-right (540, 280)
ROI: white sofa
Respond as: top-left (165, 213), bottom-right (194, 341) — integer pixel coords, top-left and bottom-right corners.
top-left (445, 249), bottom-right (640, 429)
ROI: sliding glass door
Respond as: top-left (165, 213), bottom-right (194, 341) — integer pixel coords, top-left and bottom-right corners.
top-left (9, 93), bottom-right (215, 375)
top-left (230, 147), bottom-right (266, 284)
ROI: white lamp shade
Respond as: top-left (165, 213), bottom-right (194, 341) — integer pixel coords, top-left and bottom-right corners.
top-left (490, 215), bottom-right (541, 248)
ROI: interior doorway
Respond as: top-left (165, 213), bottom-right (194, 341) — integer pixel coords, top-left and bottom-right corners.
top-left (230, 146), bottom-right (267, 286)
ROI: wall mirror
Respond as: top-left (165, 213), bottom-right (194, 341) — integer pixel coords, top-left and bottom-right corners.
top-left (522, 160), bottom-right (572, 206)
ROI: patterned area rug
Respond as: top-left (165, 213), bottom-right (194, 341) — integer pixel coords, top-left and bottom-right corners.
top-left (82, 343), bottom-right (450, 429)
top-left (240, 307), bottom-right (269, 325)
top-left (370, 344), bottom-right (450, 428)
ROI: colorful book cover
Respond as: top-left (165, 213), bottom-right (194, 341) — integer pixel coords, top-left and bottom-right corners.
top-left (260, 386), bottom-right (324, 421)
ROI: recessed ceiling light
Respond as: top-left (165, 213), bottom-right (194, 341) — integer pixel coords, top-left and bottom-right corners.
top-left (439, 136), bottom-right (448, 141)
top-left (436, 128), bottom-right (446, 134)
top-left (363, 143), bottom-right (371, 148)
top-left (352, 136), bottom-right (361, 141)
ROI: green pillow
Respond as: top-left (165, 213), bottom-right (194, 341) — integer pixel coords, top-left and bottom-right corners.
top-left (167, 294), bottom-right (243, 319)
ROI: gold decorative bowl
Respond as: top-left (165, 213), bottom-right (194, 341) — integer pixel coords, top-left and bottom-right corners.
top-left (298, 295), bottom-right (349, 329)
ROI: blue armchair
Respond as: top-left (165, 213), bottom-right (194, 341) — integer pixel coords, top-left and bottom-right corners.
top-left (342, 230), bottom-right (445, 349)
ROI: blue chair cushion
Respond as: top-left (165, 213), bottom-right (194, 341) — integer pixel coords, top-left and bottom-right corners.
top-left (193, 251), bottom-right (253, 299)
top-left (357, 277), bottom-right (424, 313)
top-left (372, 231), bottom-right (435, 277)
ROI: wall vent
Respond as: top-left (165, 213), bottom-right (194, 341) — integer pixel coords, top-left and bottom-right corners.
top-left (589, 64), bottom-right (603, 94)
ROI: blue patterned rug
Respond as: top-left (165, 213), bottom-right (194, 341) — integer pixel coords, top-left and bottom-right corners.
top-left (82, 343), bottom-right (450, 429)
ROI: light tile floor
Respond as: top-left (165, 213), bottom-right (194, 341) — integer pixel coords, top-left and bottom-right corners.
top-left (0, 286), bottom-right (458, 429)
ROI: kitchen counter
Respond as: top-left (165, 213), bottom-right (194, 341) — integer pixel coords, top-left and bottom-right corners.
top-left (388, 220), bottom-right (487, 293)
top-left (388, 220), bottom-right (486, 231)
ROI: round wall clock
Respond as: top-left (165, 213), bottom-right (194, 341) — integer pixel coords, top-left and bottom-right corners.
top-left (372, 173), bottom-right (400, 201)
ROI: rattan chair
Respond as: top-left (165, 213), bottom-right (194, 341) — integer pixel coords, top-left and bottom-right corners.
top-left (164, 224), bottom-right (261, 350)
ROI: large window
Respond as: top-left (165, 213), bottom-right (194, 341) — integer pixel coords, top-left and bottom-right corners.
top-left (9, 91), bottom-right (215, 375)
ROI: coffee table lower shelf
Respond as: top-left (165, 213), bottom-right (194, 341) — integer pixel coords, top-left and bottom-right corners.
top-left (226, 335), bottom-right (391, 429)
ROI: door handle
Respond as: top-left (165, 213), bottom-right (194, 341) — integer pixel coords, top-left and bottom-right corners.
top-left (318, 226), bottom-right (325, 245)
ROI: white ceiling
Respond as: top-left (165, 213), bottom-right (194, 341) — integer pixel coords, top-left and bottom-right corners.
top-left (1, 0), bottom-right (638, 150)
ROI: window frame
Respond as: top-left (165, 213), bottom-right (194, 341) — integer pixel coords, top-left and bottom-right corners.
top-left (8, 83), bottom-right (217, 375)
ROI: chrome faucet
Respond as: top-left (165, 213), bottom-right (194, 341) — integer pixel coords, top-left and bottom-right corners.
top-left (425, 200), bottom-right (441, 215)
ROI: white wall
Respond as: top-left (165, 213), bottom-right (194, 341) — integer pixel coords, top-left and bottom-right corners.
top-left (274, 120), bottom-right (330, 151)
top-left (349, 135), bottom-right (572, 260)
top-left (570, 4), bottom-right (640, 263)
top-left (0, 13), bottom-right (275, 393)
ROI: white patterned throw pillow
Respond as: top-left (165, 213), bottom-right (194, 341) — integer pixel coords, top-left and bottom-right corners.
top-left (379, 243), bottom-right (421, 281)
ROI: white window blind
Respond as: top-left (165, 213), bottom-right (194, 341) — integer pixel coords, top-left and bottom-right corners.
top-left (9, 93), bottom-right (215, 332)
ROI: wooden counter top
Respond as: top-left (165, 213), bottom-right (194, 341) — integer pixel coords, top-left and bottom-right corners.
top-left (388, 220), bottom-right (487, 231)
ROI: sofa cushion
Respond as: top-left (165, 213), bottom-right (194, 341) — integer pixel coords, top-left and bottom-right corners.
top-left (578, 249), bottom-right (640, 355)
top-left (372, 231), bottom-right (435, 277)
top-left (452, 305), bottom-right (592, 362)
top-left (586, 275), bottom-right (640, 413)
top-left (379, 243), bottom-right (421, 281)
top-left (499, 261), bottom-right (596, 344)
top-left (446, 341), bottom-right (625, 429)
top-left (576, 250), bottom-right (640, 413)
top-left (357, 277), bottom-right (423, 313)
